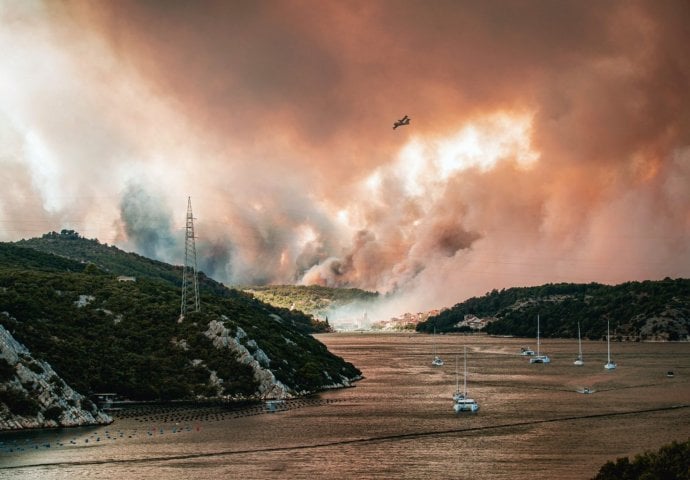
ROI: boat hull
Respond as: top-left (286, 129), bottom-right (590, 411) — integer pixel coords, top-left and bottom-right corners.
top-left (454, 400), bottom-right (479, 413)
top-left (530, 355), bottom-right (551, 364)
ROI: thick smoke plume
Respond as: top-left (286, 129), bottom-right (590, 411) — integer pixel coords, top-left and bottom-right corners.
top-left (1, 1), bottom-right (688, 320)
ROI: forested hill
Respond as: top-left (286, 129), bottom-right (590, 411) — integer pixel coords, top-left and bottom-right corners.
top-left (417, 279), bottom-right (690, 341)
top-left (245, 285), bottom-right (379, 319)
top-left (15, 230), bottom-right (201, 292)
top-left (0, 238), bottom-right (361, 406)
top-left (13, 230), bottom-right (325, 332)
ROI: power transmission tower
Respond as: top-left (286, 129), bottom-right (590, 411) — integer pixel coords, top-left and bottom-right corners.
top-left (180, 196), bottom-right (200, 320)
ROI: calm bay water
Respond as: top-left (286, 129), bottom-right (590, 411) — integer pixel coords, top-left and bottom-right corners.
top-left (1, 333), bottom-right (689, 479)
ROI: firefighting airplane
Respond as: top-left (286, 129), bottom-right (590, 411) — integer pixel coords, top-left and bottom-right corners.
top-left (393, 115), bottom-right (410, 129)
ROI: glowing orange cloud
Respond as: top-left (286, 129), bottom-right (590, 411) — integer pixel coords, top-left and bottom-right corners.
top-left (1, 0), bottom-right (688, 319)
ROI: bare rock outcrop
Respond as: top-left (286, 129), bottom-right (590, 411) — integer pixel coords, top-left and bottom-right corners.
top-left (0, 322), bottom-right (111, 431)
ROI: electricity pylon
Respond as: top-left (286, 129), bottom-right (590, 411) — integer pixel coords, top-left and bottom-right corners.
top-left (180, 196), bottom-right (200, 319)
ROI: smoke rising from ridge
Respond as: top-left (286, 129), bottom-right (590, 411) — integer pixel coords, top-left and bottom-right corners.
top-left (1, 0), bottom-right (689, 319)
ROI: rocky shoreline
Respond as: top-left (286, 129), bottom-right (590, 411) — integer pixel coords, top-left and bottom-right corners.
top-left (0, 324), bottom-right (112, 431)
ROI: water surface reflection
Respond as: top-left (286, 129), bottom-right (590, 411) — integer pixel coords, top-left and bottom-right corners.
top-left (1, 334), bottom-right (688, 479)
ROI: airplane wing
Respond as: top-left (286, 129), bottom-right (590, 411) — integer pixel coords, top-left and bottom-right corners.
top-left (393, 115), bottom-right (410, 129)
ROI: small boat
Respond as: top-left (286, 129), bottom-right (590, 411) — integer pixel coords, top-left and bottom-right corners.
top-left (604, 320), bottom-right (616, 370)
top-left (666, 371), bottom-right (674, 378)
top-left (264, 399), bottom-right (286, 412)
top-left (453, 346), bottom-right (479, 413)
top-left (454, 395), bottom-right (480, 413)
top-left (520, 346), bottom-right (535, 356)
top-left (431, 328), bottom-right (444, 366)
top-left (577, 387), bottom-right (595, 394)
top-left (574, 322), bottom-right (584, 366)
top-left (529, 315), bottom-right (551, 364)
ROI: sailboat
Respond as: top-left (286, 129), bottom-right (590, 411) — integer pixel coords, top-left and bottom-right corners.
top-left (529, 315), bottom-right (551, 364)
top-left (453, 346), bottom-right (479, 413)
top-left (574, 322), bottom-right (584, 366)
top-left (604, 320), bottom-right (616, 370)
top-left (452, 354), bottom-right (464, 402)
top-left (431, 328), bottom-right (444, 366)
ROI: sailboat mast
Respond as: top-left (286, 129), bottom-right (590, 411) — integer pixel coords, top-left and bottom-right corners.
top-left (607, 320), bottom-right (611, 363)
top-left (578, 322), bottom-right (582, 358)
top-left (536, 315), bottom-right (540, 356)
top-left (455, 355), bottom-right (459, 392)
top-left (433, 327), bottom-right (436, 357)
top-left (463, 346), bottom-right (468, 395)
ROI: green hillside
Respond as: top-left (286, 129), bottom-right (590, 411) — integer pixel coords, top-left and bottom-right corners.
top-left (245, 284), bottom-right (379, 320)
top-left (13, 230), bottom-right (326, 333)
top-left (418, 280), bottom-right (690, 341)
top-left (16, 230), bottom-right (220, 294)
top-left (0, 240), bottom-right (361, 402)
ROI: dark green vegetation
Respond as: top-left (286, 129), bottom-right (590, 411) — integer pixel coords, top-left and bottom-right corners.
top-left (17, 230), bottom-right (228, 299)
top-left (245, 284), bottom-right (379, 327)
top-left (592, 439), bottom-right (690, 480)
top-left (0, 235), bottom-right (360, 402)
top-left (418, 280), bottom-right (690, 341)
top-left (15, 230), bottom-right (322, 333)
top-left (0, 387), bottom-right (41, 417)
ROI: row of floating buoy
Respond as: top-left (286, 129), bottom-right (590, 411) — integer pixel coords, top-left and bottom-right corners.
top-left (0, 424), bottom-right (201, 454)
top-left (124, 398), bottom-right (344, 423)
top-left (1, 397), bottom-right (346, 455)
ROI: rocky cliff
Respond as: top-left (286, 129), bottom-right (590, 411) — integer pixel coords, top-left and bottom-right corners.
top-left (204, 317), bottom-right (358, 400)
top-left (0, 323), bottom-right (111, 431)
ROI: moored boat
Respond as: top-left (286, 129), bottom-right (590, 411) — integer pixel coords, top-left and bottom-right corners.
top-left (574, 322), bottom-right (584, 366)
top-left (604, 320), bottom-right (616, 370)
top-left (431, 328), bottom-right (444, 366)
top-left (453, 346), bottom-right (479, 413)
top-left (529, 315), bottom-right (551, 364)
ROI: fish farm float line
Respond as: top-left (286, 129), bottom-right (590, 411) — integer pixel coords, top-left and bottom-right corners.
top-left (3, 404), bottom-right (687, 471)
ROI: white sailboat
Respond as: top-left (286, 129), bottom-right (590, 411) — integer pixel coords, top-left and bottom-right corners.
top-left (431, 328), bottom-right (444, 366)
top-left (529, 315), bottom-right (551, 364)
top-left (604, 320), bottom-right (616, 370)
top-left (574, 322), bottom-right (584, 366)
top-left (453, 346), bottom-right (479, 413)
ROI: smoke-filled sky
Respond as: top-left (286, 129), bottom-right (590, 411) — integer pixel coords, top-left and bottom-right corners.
top-left (1, 0), bottom-right (689, 318)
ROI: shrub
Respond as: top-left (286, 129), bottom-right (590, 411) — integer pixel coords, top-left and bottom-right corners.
top-left (0, 387), bottom-right (41, 416)
top-left (0, 358), bottom-right (16, 382)
top-left (43, 405), bottom-right (63, 422)
top-left (24, 360), bottom-right (44, 374)
top-left (592, 439), bottom-right (690, 480)
top-left (80, 397), bottom-right (96, 412)
top-left (49, 375), bottom-right (64, 395)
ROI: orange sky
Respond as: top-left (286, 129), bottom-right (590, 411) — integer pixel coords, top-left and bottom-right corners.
top-left (1, 0), bottom-right (689, 318)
